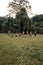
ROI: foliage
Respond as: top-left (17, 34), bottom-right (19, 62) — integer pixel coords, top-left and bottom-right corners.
top-left (32, 14), bottom-right (43, 23)
top-left (0, 14), bottom-right (43, 34)
top-left (8, 0), bottom-right (31, 14)
top-left (0, 17), bottom-right (15, 33)
top-left (16, 8), bottom-right (32, 33)
top-left (31, 14), bottom-right (43, 34)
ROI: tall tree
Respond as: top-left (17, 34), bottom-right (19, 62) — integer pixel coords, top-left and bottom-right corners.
top-left (8, 0), bottom-right (31, 15)
top-left (15, 8), bottom-right (31, 33)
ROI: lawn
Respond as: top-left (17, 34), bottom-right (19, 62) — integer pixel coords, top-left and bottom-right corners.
top-left (0, 33), bottom-right (43, 65)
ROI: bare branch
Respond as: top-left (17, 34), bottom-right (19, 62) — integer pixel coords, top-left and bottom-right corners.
top-left (8, 0), bottom-right (31, 15)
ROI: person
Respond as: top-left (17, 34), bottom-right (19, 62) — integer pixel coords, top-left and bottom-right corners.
top-left (30, 32), bottom-right (32, 36)
top-left (34, 31), bottom-right (37, 36)
top-left (8, 30), bottom-right (10, 35)
top-left (26, 31), bottom-right (28, 35)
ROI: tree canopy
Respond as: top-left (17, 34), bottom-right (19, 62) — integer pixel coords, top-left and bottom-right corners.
top-left (0, 14), bottom-right (43, 34)
top-left (15, 8), bottom-right (32, 33)
top-left (8, 0), bottom-right (31, 15)
top-left (31, 14), bottom-right (43, 34)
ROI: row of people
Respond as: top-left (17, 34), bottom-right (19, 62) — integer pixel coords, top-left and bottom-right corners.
top-left (8, 30), bottom-right (37, 37)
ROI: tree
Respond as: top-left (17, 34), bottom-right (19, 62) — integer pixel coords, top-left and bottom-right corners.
top-left (0, 16), bottom-right (16, 33)
top-left (15, 8), bottom-right (32, 33)
top-left (2, 21), bottom-right (8, 32)
top-left (32, 14), bottom-right (43, 34)
top-left (0, 17), bottom-right (8, 32)
top-left (8, 0), bottom-right (31, 15)
top-left (8, 0), bottom-right (32, 33)
top-left (7, 17), bottom-right (15, 32)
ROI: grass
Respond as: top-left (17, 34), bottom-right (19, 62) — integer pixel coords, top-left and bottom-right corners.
top-left (0, 33), bottom-right (43, 65)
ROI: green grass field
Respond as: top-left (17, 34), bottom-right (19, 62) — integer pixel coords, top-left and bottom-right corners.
top-left (0, 33), bottom-right (43, 65)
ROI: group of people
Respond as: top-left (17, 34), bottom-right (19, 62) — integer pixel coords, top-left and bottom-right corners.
top-left (8, 30), bottom-right (37, 37)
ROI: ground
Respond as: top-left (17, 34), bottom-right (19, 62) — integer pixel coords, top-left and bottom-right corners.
top-left (0, 33), bottom-right (43, 65)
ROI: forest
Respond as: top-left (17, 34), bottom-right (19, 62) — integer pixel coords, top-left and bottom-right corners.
top-left (0, 8), bottom-right (43, 34)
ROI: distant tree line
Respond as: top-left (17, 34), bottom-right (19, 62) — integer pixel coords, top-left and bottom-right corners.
top-left (0, 16), bottom-right (15, 33)
top-left (32, 14), bottom-right (43, 34)
top-left (0, 8), bottom-right (32, 34)
top-left (0, 8), bottom-right (43, 34)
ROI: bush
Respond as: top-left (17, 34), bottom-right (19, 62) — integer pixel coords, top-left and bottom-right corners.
top-left (35, 27), bottom-right (43, 34)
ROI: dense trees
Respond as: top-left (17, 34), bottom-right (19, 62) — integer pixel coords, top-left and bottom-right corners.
top-left (32, 14), bottom-right (43, 34)
top-left (15, 8), bottom-right (32, 33)
top-left (8, 0), bottom-right (32, 34)
top-left (0, 8), bottom-right (32, 33)
top-left (0, 14), bottom-right (43, 34)
top-left (0, 17), bottom-right (15, 33)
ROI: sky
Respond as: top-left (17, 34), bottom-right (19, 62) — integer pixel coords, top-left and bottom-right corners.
top-left (0, 0), bottom-right (43, 17)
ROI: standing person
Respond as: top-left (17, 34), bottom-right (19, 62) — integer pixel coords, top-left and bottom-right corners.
top-left (30, 32), bottom-right (32, 36)
top-left (8, 30), bottom-right (10, 35)
top-left (34, 31), bottom-right (37, 36)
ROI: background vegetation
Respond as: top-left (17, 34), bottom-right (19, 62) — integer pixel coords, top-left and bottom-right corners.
top-left (32, 14), bottom-right (43, 34)
top-left (0, 8), bottom-right (32, 33)
top-left (0, 13), bottom-right (43, 34)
